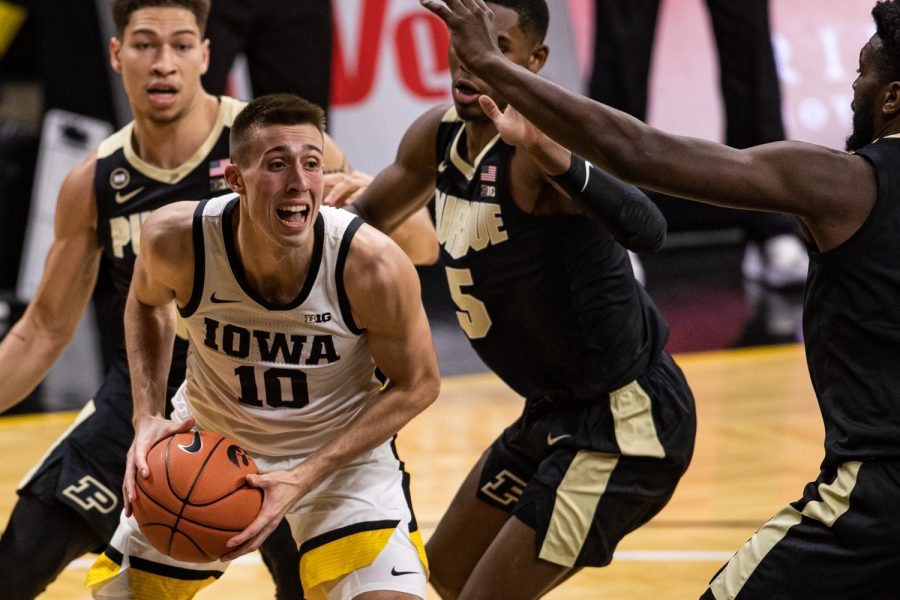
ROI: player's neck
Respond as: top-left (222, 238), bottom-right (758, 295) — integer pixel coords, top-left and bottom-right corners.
top-left (130, 93), bottom-right (219, 169)
top-left (463, 119), bottom-right (500, 162)
top-left (234, 213), bottom-right (316, 305)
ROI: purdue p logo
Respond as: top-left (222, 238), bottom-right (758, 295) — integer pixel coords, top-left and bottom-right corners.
top-left (62, 476), bottom-right (118, 514)
top-left (479, 469), bottom-right (527, 507)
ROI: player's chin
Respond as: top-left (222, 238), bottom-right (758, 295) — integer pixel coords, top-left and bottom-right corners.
top-left (455, 101), bottom-right (492, 123)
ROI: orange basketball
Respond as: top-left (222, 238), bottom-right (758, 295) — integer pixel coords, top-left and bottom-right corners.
top-left (132, 430), bottom-right (263, 563)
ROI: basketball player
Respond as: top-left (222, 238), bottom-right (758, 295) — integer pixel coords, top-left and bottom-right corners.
top-left (346, 1), bottom-right (697, 598)
top-left (0, 1), bottom-right (351, 597)
top-left (87, 93), bottom-right (439, 600)
top-left (424, 0), bottom-right (900, 595)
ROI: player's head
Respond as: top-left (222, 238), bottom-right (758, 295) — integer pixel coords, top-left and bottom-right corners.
top-left (847, 0), bottom-right (900, 150)
top-left (111, 0), bottom-right (210, 36)
top-left (226, 94), bottom-right (326, 249)
top-left (449, 0), bottom-right (549, 122)
top-left (109, 0), bottom-right (211, 125)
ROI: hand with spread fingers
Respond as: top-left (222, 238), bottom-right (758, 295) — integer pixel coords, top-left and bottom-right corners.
top-left (420, 0), bottom-right (502, 74)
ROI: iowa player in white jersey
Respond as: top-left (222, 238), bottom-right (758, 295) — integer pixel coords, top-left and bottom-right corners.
top-left (426, 0), bottom-right (900, 596)
top-left (0, 1), bottom-right (352, 597)
top-left (347, 1), bottom-right (697, 598)
top-left (88, 94), bottom-right (440, 600)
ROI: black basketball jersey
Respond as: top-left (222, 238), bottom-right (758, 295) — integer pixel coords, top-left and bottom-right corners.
top-left (93, 96), bottom-right (244, 376)
top-left (805, 135), bottom-right (900, 463)
top-left (434, 107), bottom-right (668, 400)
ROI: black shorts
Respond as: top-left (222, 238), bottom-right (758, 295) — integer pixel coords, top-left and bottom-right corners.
top-left (476, 350), bottom-right (696, 568)
top-left (702, 460), bottom-right (900, 599)
top-left (18, 362), bottom-right (135, 541)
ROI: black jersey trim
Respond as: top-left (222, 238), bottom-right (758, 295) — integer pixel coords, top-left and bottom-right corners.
top-left (129, 556), bottom-right (224, 581)
top-left (336, 216), bottom-right (365, 334)
top-left (298, 519), bottom-right (401, 556)
top-left (389, 436), bottom-right (421, 534)
top-left (222, 200), bottom-right (324, 310)
top-left (178, 199), bottom-right (211, 318)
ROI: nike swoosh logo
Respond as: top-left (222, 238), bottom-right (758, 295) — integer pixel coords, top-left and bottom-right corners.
top-left (547, 433), bottom-right (571, 446)
top-left (178, 431), bottom-right (203, 454)
top-left (210, 293), bottom-right (240, 304)
top-left (390, 567), bottom-right (419, 577)
top-left (437, 161), bottom-right (448, 173)
top-left (115, 186), bottom-right (145, 204)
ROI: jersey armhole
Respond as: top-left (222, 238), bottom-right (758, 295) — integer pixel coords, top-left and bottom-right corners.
top-left (178, 199), bottom-right (210, 318)
top-left (336, 216), bottom-right (365, 335)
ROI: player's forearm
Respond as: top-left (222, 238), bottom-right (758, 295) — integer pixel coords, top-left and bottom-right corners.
top-left (475, 55), bottom-right (649, 183)
top-left (0, 317), bottom-right (74, 412)
top-left (293, 379), bottom-right (440, 494)
top-left (125, 300), bottom-right (176, 422)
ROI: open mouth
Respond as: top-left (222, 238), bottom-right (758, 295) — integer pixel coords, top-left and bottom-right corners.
top-left (148, 85), bottom-right (178, 104)
top-left (454, 81), bottom-right (482, 104)
top-left (277, 204), bottom-right (310, 227)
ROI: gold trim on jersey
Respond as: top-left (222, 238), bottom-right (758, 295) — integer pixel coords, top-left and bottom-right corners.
top-left (610, 380), bottom-right (666, 458)
top-left (448, 118), bottom-right (502, 182)
top-left (96, 96), bottom-right (246, 185)
top-left (708, 461), bottom-right (861, 599)
top-left (538, 451), bottom-right (619, 567)
top-left (17, 400), bottom-right (96, 490)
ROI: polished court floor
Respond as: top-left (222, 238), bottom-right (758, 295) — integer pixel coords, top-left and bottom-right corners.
top-left (0, 344), bottom-right (822, 599)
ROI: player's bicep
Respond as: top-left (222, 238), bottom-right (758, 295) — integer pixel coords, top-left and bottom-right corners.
top-left (26, 158), bottom-right (102, 336)
top-left (353, 107), bottom-right (445, 231)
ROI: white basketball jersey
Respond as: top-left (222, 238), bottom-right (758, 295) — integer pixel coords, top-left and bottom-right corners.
top-left (175, 194), bottom-right (381, 458)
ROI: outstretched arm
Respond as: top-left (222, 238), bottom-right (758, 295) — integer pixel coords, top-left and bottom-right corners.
top-left (421, 0), bottom-right (875, 252)
top-left (0, 157), bottom-right (102, 411)
top-left (222, 225), bottom-right (441, 560)
top-left (489, 101), bottom-right (666, 253)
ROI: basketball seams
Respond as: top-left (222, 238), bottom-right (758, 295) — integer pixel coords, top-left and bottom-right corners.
top-left (133, 431), bottom-right (263, 562)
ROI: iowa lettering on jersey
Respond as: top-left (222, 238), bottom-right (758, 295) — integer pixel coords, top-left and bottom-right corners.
top-left (434, 190), bottom-right (508, 259)
top-left (109, 210), bottom-right (153, 258)
top-left (203, 317), bottom-right (340, 365)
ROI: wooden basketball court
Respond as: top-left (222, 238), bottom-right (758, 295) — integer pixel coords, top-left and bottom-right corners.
top-left (0, 343), bottom-right (822, 599)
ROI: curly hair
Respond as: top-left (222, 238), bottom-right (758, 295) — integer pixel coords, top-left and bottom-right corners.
top-left (111, 0), bottom-right (210, 36)
top-left (872, 0), bottom-right (900, 81)
top-left (488, 0), bottom-right (549, 44)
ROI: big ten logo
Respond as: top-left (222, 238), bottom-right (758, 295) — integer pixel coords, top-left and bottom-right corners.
top-left (333, 0), bottom-right (451, 106)
top-left (772, 11), bottom-right (875, 149)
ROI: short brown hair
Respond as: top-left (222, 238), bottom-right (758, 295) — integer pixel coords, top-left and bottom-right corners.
top-left (230, 94), bottom-right (327, 167)
top-left (111, 0), bottom-right (210, 36)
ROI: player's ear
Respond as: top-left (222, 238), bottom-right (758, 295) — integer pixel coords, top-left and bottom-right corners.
top-left (225, 164), bottom-right (244, 193)
top-left (200, 38), bottom-right (210, 75)
top-left (528, 43), bottom-right (549, 73)
top-left (883, 81), bottom-right (900, 118)
top-left (110, 37), bottom-right (123, 74)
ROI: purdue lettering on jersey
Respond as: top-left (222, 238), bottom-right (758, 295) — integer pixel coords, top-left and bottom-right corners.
top-left (434, 189), bottom-right (508, 259)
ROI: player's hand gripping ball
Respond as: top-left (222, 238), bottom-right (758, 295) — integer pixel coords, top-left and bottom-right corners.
top-left (132, 430), bottom-right (263, 562)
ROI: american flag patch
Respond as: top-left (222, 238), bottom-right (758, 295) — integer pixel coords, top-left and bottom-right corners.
top-left (209, 158), bottom-right (231, 177)
top-left (480, 164), bottom-right (497, 182)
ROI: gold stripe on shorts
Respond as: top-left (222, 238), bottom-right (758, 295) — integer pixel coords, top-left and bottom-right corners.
top-left (709, 461), bottom-right (861, 600)
top-left (539, 451), bottom-right (619, 567)
top-left (610, 380), bottom-right (665, 458)
top-left (301, 525), bottom-right (397, 593)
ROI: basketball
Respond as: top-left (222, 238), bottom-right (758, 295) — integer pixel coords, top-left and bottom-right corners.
top-left (131, 430), bottom-right (263, 563)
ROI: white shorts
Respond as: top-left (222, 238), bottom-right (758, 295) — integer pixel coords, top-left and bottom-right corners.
top-left (87, 436), bottom-right (427, 599)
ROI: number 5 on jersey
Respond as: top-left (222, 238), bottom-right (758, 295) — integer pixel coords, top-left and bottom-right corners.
top-left (446, 267), bottom-right (492, 339)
